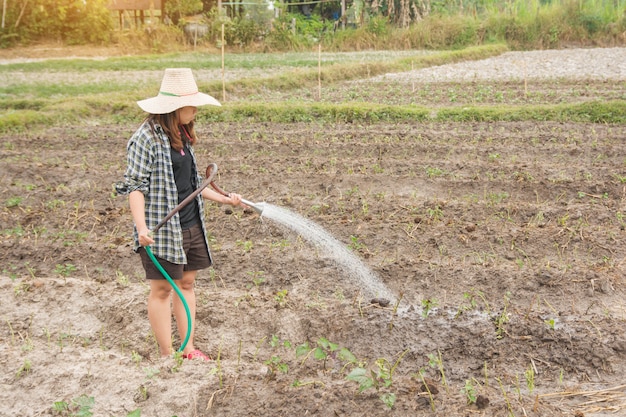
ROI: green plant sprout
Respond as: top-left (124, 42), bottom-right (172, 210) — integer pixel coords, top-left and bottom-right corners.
top-left (116, 270), bottom-right (130, 286)
top-left (236, 239), bottom-right (253, 253)
top-left (264, 355), bottom-right (289, 376)
top-left (421, 298), bottom-right (438, 318)
top-left (348, 235), bottom-right (366, 251)
top-left (13, 281), bottom-right (30, 297)
top-left (171, 351), bottom-right (183, 373)
top-left (496, 377), bottom-right (514, 417)
top-left (131, 351), bottom-right (142, 367)
top-left (5, 196), bottom-right (23, 208)
top-left (462, 379), bottom-right (477, 404)
top-left (52, 394), bottom-right (95, 417)
top-left (292, 379), bottom-right (325, 388)
top-left (143, 367), bottom-right (160, 380)
top-left (2, 226), bottom-right (24, 238)
top-left (246, 271), bottom-right (266, 291)
top-left (525, 364), bottom-right (535, 395)
top-left (16, 358), bottom-right (31, 377)
top-left (269, 239), bottom-right (290, 251)
top-left (614, 174), bottom-right (626, 184)
top-left (427, 350), bottom-right (447, 390)
top-left (416, 368), bottom-right (436, 411)
top-left (455, 289), bottom-right (490, 317)
top-left (3, 264), bottom-right (19, 280)
top-left (346, 349), bottom-right (408, 409)
top-left (380, 392), bottom-right (396, 409)
top-left (54, 263), bottom-right (77, 278)
top-left (296, 337), bottom-right (340, 369)
top-left (269, 334), bottom-right (292, 349)
top-left (427, 205), bottom-right (444, 221)
top-left (425, 166), bottom-right (444, 178)
top-left (493, 292), bottom-right (511, 339)
top-left (264, 335), bottom-right (292, 379)
top-left (274, 289), bottom-right (289, 308)
top-left (488, 153), bottom-right (500, 162)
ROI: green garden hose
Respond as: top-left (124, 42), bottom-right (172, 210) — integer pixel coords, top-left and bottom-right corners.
top-left (145, 245), bottom-right (192, 352)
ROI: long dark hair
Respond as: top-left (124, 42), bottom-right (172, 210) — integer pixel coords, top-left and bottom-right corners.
top-left (147, 111), bottom-right (196, 152)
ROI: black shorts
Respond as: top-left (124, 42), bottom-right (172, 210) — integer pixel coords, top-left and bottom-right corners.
top-left (138, 223), bottom-right (212, 280)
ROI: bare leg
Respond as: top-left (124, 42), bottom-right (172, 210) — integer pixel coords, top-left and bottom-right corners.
top-left (148, 279), bottom-right (174, 357)
top-left (172, 270), bottom-right (198, 355)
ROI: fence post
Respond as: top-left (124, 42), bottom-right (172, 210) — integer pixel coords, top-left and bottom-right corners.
top-left (222, 23), bottom-right (226, 102)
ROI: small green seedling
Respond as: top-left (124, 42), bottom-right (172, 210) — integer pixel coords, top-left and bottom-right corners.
top-left (525, 364), bottom-right (535, 394)
top-left (380, 392), bottom-right (396, 409)
top-left (421, 298), bottom-right (438, 318)
top-left (428, 350), bottom-right (447, 389)
top-left (427, 206), bottom-right (443, 220)
top-left (5, 196), bottom-right (23, 208)
top-left (264, 335), bottom-right (291, 378)
top-left (131, 351), bottom-right (142, 367)
top-left (346, 350), bottom-right (408, 409)
top-left (54, 263), bottom-right (77, 278)
top-left (171, 351), bottom-right (184, 373)
top-left (236, 239), bottom-right (253, 253)
top-left (493, 292), bottom-right (511, 339)
top-left (292, 379), bottom-right (325, 388)
top-left (16, 358), bottom-right (31, 377)
top-left (52, 395), bottom-right (95, 417)
top-left (247, 271), bottom-right (266, 291)
top-left (296, 337), bottom-right (343, 369)
top-left (463, 379), bottom-right (477, 404)
top-left (348, 235), bottom-right (366, 251)
top-left (274, 289), bottom-right (289, 308)
top-left (264, 355), bottom-right (289, 376)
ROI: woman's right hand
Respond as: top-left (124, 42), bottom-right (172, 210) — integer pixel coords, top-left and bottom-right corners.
top-left (138, 227), bottom-right (154, 246)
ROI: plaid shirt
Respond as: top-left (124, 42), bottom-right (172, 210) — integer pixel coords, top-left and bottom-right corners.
top-left (116, 120), bottom-right (212, 265)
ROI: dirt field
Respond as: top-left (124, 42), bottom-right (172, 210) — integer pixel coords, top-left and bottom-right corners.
top-left (1, 48), bottom-right (626, 417)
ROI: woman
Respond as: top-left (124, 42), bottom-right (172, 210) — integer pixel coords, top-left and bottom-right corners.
top-left (116, 68), bottom-right (242, 360)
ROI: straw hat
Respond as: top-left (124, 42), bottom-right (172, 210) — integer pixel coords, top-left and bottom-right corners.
top-left (137, 68), bottom-right (221, 114)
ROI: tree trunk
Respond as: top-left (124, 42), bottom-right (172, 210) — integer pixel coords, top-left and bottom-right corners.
top-left (15, 0), bottom-right (29, 29)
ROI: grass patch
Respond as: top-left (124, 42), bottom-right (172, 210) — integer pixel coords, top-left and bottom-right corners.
top-left (1, 44), bottom-right (625, 131)
top-left (435, 100), bottom-right (626, 124)
top-left (0, 44), bottom-right (508, 131)
top-left (203, 44), bottom-right (509, 97)
top-left (195, 100), bottom-right (626, 124)
top-left (203, 102), bottom-right (432, 123)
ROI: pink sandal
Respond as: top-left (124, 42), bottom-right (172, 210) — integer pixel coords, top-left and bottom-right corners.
top-left (182, 349), bottom-right (212, 361)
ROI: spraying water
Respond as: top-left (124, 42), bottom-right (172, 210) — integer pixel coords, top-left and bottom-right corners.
top-left (256, 202), bottom-right (396, 302)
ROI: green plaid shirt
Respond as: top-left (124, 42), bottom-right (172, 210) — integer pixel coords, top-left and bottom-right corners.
top-left (116, 120), bottom-right (212, 265)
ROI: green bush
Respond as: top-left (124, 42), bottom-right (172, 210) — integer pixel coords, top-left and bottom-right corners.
top-left (166, 0), bottom-right (203, 24)
top-left (366, 15), bottom-right (391, 37)
top-left (2, 0), bottom-right (113, 44)
top-left (266, 13), bottom-right (334, 49)
top-left (206, 3), bottom-right (272, 49)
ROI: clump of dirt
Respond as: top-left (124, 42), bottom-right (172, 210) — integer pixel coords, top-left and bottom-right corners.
top-left (1, 119), bottom-right (625, 416)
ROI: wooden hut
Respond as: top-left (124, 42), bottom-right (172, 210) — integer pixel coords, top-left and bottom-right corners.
top-left (108, 0), bottom-right (163, 28)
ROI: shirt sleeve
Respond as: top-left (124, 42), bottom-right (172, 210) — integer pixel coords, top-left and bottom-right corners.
top-left (115, 123), bottom-right (155, 196)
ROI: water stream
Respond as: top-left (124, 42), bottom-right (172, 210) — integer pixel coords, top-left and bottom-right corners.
top-left (256, 203), bottom-right (396, 302)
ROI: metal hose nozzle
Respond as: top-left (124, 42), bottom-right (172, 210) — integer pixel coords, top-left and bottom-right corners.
top-left (241, 198), bottom-right (264, 215)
